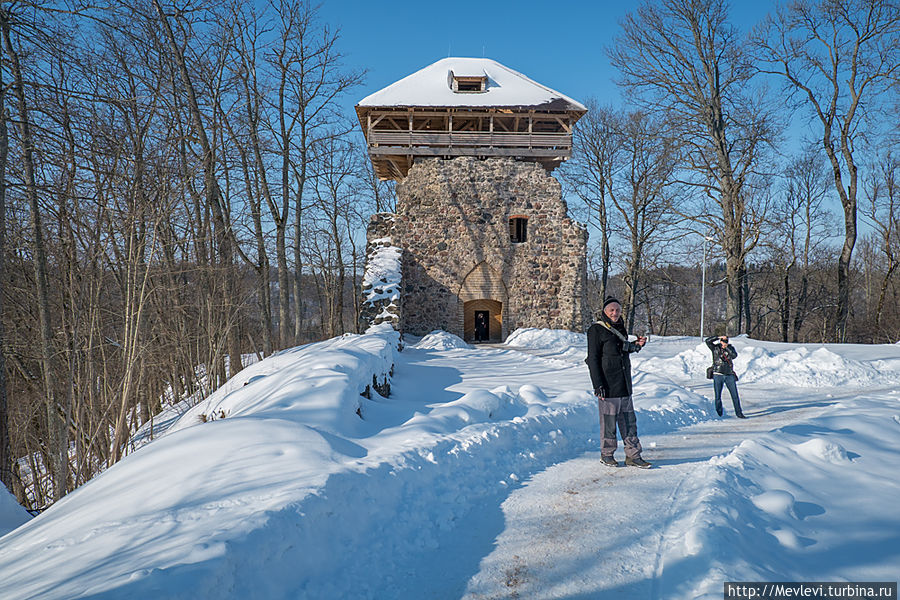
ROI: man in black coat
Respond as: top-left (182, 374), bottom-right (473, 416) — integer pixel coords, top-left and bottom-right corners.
top-left (586, 297), bottom-right (651, 468)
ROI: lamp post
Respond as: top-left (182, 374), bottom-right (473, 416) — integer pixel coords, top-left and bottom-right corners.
top-left (700, 233), bottom-right (714, 338)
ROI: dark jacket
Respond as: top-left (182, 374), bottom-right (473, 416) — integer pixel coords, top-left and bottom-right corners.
top-left (586, 315), bottom-right (642, 397)
top-left (705, 336), bottom-right (738, 376)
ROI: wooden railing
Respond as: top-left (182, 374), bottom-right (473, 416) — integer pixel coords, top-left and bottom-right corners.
top-left (367, 130), bottom-right (571, 150)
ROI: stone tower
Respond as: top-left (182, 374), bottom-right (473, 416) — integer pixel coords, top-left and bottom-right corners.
top-left (357, 57), bottom-right (588, 342)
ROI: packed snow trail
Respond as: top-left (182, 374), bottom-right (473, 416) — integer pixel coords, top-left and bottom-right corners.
top-left (460, 383), bottom-right (841, 599)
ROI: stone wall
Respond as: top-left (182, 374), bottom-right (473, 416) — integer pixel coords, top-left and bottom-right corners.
top-left (358, 214), bottom-right (402, 332)
top-left (382, 157), bottom-right (588, 339)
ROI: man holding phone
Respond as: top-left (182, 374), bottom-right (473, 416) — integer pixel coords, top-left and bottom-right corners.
top-left (586, 296), bottom-right (652, 468)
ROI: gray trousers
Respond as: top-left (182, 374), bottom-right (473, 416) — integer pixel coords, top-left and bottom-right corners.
top-left (598, 395), bottom-right (643, 459)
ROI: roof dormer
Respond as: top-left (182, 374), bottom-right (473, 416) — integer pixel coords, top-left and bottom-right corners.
top-left (448, 70), bottom-right (487, 93)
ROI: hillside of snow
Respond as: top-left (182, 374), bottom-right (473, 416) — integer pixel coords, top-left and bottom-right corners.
top-left (1, 327), bottom-right (899, 599)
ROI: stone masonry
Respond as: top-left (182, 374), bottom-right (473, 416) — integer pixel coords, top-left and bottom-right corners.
top-left (361, 156), bottom-right (588, 341)
top-left (358, 214), bottom-right (401, 332)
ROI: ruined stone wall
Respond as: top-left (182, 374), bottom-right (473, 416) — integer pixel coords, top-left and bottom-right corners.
top-left (390, 157), bottom-right (588, 338)
top-left (358, 214), bottom-right (402, 332)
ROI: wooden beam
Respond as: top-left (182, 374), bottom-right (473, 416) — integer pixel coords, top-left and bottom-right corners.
top-left (368, 146), bottom-right (570, 158)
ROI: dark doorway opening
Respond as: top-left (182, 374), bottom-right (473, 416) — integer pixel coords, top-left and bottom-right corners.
top-left (463, 298), bottom-right (503, 342)
top-left (474, 310), bottom-right (490, 342)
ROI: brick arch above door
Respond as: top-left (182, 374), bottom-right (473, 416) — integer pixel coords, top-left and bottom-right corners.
top-left (458, 261), bottom-right (509, 303)
top-left (458, 261), bottom-right (509, 341)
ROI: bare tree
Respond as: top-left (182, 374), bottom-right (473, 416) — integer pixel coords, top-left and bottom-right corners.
top-left (762, 151), bottom-right (834, 341)
top-left (310, 134), bottom-right (358, 337)
top-left (564, 99), bottom-right (617, 308)
top-left (861, 151), bottom-right (900, 338)
top-left (609, 0), bottom-right (777, 335)
top-left (606, 111), bottom-right (682, 331)
top-left (152, 0), bottom-right (245, 383)
top-left (226, 3), bottom-right (275, 355)
top-left (753, 0), bottom-right (900, 340)
top-left (263, 0), bottom-right (363, 346)
top-left (2, 6), bottom-right (68, 501)
top-left (0, 99), bottom-right (10, 495)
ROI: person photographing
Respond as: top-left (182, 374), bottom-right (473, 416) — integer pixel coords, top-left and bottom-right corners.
top-left (586, 296), bottom-right (651, 468)
top-left (705, 331), bottom-right (746, 418)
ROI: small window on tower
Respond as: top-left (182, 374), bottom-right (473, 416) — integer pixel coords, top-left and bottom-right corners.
top-left (509, 216), bottom-right (528, 243)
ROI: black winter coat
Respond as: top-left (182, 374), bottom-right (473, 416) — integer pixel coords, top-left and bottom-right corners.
top-left (705, 336), bottom-right (738, 376)
top-left (586, 315), bottom-right (642, 397)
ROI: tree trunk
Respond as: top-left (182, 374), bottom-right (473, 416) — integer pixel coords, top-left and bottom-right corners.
top-left (2, 11), bottom-right (67, 501)
top-left (598, 204), bottom-right (610, 309)
top-left (276, 231), bottom-right (291, 347)
top-left (153, 0), bottom-right (240, 375)
top-left (874, 263), bottom-right (896, 337)
top-left (277, 62), bottom-right (293, 348)
top-left (835, 205), bottom-right (856, 342)
top-left (781, 268), bottom-right (791, 343)
top-left (792, 272), bottom-right (809, 343)
top-left (293, 150), bottom-right (306, 341)
top-left (0, 103), bottom-right (11, 494)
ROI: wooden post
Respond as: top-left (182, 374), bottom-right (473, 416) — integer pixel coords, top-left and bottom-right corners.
top-left (489, 113), bottom-right (494, 149)
top-left (528, 112), bottom-right (533, 149)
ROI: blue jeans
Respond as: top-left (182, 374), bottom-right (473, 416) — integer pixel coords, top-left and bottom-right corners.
top-left (713, 374), bottom-right (744, 416)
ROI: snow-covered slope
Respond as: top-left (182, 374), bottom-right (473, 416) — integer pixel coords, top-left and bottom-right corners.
top-left (1, 327), bottom-right (898, 599)
top-left (0, 486), bottom-right (29, 538)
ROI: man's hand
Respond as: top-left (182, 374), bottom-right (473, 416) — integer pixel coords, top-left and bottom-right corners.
top-left (635, 335), bottom-right (648, 347)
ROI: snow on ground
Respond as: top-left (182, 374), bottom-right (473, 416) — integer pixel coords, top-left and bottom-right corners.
top-left (412, 330), bottom-right (473, 350)
top-left (0, 487), bottom-right (29, 538)
top-left (661, 393), bottom-right (900, 599)
top-left (1, 327), bottom-right (899, 599)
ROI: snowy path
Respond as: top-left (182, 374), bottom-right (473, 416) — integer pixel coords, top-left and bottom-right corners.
top-left (460, 383), bottom-right (847, 599)
top-left (384, 338), bottom-right (900, 599)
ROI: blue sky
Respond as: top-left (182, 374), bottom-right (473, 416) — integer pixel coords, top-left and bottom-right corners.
top-left (319, 0), bottom-right (778, 112)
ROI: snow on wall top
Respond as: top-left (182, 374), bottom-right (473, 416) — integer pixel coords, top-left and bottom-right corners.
top-left (357, 57), bottom-right (586, 112)
top-left (362, 239), bottom-right (401, 306)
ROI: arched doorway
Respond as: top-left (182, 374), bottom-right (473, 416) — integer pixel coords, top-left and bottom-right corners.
top-left (464, 299), bottom-right (502, 342)
top-left (459, 261), bottom-right (508, 342)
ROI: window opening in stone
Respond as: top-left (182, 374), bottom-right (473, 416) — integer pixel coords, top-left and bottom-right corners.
top-left (509, 216), bottom-right (528, 243)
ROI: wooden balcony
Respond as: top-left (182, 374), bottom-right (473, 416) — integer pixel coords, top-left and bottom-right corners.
top-left (365, 130), bottom-right (573, 180)
top-left (368, 130), bottom-right (571, 151)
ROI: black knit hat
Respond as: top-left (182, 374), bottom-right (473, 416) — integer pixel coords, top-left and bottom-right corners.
top-left (602, 296), bottom-right (621, 309)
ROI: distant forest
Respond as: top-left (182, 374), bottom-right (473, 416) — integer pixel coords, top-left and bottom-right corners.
top-left (0, 0), bottom-right (897, 510)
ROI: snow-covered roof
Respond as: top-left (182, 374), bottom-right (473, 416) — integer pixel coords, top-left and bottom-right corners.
top-left (357, 57), bottom-right (586, 112)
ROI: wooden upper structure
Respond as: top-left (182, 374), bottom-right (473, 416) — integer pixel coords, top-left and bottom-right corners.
top-left (356, 58), bottom-right (587, 181)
